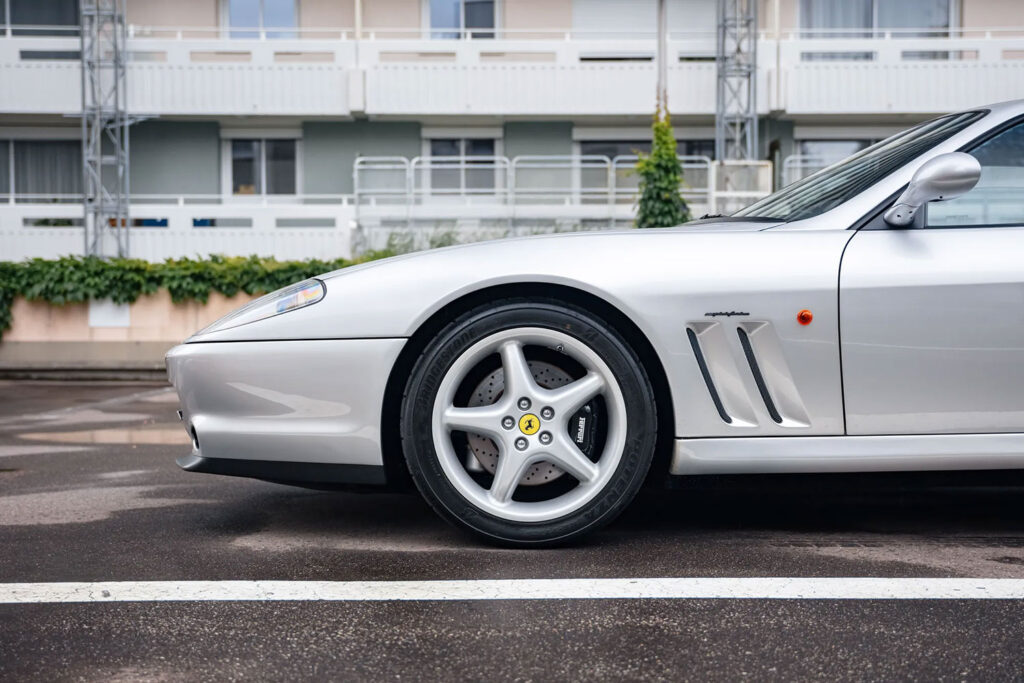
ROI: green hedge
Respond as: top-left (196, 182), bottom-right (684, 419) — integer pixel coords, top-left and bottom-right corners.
top-left (0, 252), bottom-right (393, 341)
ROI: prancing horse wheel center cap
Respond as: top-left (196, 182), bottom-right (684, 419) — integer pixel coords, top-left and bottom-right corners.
top-left (518, 414), bottom-right (540, 435)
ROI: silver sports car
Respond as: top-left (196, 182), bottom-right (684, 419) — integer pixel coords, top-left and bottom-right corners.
top-left (167, 100), bottom-right (1024, 546)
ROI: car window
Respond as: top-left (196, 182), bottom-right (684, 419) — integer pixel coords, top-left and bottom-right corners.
top-left (734, 111), bottom-right (982, 222)
top-left (926, 121), bottom-right (1024, 228)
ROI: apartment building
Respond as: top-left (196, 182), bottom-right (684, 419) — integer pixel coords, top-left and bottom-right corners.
top-left (2, 0), bottom-right (1023, 260)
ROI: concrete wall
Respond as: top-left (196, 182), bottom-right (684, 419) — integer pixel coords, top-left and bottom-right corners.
top-left (572, 0), bottom-right (717, 34)
top-left (962, 0), bottom-right (1024, 28)
top-left (130, 121), bottom-right (221, 196)
top-left (761, 0), bottom-right (798, 32)
top-left (0, 291), bottom-right (256, 370)
top-left (127, 0), bottom-right (218, 30)
top-left (503, 122), bottom-right (573, 157)
top-left (302, 121), bottom-right (422, 194)
top-left (504, 0), bottom-right (572, 37)
top-left (363, 0), bottom-right (421, 34)
top-left (300, 0), bottom-right (355, 33)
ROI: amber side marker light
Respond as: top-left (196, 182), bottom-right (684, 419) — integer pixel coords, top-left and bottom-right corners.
top-left (797, 309), bottom-right (813, 325)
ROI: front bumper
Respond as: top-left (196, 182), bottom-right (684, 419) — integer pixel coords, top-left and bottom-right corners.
top-left (166, 338), bottom-right (406, 480)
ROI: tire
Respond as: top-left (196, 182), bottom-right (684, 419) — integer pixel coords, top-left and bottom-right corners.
top-left (400, 298), bottom-right (658, 547)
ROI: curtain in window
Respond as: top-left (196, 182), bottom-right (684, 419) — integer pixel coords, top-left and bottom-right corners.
top-left (430, 0), bottom-right (461, 39)
top-left (263, 0), bottom-right (297, 39)
top-left (231, 140), bottom-right (260, 194)
top-left (463, 0), bottom-right (495, 38)
top-left (0, 141), bottom-right (9, 198)
top-left (799, 0), bottom-right (872, 37)
top-left (265, 140), bottom-right (296, 195)
top-left (13, 141), bottom-right (82, 199)
top-left (10, 0), bottom-right (79, 36)
top-left (878, 0), bottom-right (950, 34)
top-left (228, 0), bottom-right (297, 39)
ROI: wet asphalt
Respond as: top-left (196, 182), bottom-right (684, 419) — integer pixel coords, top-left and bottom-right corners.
top-left (2, 380), bottom-right (1024, 681)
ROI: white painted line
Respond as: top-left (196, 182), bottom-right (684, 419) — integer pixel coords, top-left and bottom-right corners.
top-left (4, 578), bottom-right (1024, 604)
top-left (0, 445), bottom-right (92, 458)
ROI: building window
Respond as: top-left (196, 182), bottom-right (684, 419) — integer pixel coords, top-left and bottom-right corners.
top-left (230, 139), bottom-right (297, 195)
top-left (800, 0), bottom-right (951, 35)
top-left (0, 141), bottom-right (9, 201)
top-left (800, 0), bottom-right (953, 60)
top-left (12, 140), bottom-right (82, 201)
top-left (226, 0), bottom-right (297, 39)
top-left (797, 139), bottom-right (873, 161)
top-left (5, 0), bottom-right (79, 36)
top-left (427, 138), bottom-right (496, 193)
top-left (428, 0), bottom-right (495, 39)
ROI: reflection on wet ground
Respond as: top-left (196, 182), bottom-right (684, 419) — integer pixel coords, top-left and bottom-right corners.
top-left (18, 426), bottom-right (190, 446)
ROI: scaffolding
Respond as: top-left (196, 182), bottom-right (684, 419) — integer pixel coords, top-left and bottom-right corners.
top-left (80, 0), bottom-right (129, 257)
top-left (715, 0), bottom-right (758, 161)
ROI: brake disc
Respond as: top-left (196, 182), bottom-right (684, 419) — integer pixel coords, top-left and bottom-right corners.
top-left (466, 360), bottom-right (572, 486)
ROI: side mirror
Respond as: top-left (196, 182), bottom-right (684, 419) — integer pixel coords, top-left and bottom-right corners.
top-left (883, 152), bottom-right (981, 227)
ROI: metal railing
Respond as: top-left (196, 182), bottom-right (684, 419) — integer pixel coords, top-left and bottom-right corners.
top-left (781, 155), bottom-right (834, 187)
top-left (354, 154), bottom-right (719, 207)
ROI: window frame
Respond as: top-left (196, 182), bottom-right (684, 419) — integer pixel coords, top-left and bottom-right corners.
top-left (221, 136), bottom-right (302, 199)
top-left (421, 135), bottom-right (503, 196)
top-left (422, 0), bottom-right (501, 39)
top-left (921, 114), bottom-right (1024, 230)
top-left (797, 0), bottom-right (959, 36)
top-left (220, 0), bottom-right (301, 39)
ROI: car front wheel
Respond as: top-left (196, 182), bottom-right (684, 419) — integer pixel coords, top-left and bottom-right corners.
top-left (401, 298), bottom-right (658, 546)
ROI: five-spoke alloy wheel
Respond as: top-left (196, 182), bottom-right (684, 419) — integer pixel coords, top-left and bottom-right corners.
top-left (401, 298), bottom-right (658, 546)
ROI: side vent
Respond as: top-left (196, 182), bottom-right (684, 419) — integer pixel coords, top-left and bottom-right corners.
top-left (736, 328), bottom-right (783, 424)
top-left (686, 327), bottom-right (732, 424)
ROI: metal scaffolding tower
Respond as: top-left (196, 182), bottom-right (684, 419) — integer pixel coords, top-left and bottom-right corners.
top-left (80, 0), bottom-right (129, 257)
top-left (715, 0), bottom-right (758, 161)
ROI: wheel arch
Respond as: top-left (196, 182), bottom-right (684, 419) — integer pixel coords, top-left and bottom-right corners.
top-left (379, 282), bottom-right (676, 491)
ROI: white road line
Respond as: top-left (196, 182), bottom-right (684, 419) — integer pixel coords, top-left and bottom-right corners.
top-left (4, 578), bottom-right (1024, 604)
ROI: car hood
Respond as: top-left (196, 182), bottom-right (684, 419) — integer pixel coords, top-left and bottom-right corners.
top-left (189, 220), bottom-right (843, 344)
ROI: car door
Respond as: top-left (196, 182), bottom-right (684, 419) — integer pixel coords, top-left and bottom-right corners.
top-left (839, 118), bottom-right (1024, 435)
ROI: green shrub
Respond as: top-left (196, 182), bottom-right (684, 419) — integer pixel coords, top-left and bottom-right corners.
top-left (0, 252), bottom-right (394, 341)
top-left (635, 108), bottom-right (691, 229)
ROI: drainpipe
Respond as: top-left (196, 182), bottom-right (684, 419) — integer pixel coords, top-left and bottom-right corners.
top-left (354, 0), bottom-right (362, 40)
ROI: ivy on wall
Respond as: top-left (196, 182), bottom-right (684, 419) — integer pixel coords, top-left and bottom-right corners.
top-left (0, 252), bottom-right (393, 341)
top-left (634, 108), bottom-right (691, 229)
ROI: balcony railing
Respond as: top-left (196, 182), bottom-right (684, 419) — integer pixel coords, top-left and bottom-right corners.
top-left (1, 155), bottom-right (771, 260)
top-left (2, 23), bottom-right (1022, 116)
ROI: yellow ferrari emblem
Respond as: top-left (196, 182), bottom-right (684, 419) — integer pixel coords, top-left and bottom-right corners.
top-left (518, 413), bottom-right (541, 435)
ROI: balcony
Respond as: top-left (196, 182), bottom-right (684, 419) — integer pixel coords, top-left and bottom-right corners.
top-left (0, 26), bottom-right (355, 116)
top-left (1, 156), bottom-right (771, 261)
top-left (776, 28), bottom-right (1024, 116)
top-left (1, 24), bottom-right (1021, 118)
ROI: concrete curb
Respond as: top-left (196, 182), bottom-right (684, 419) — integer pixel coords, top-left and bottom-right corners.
top-left (0, 365), bottom-right (168, 382)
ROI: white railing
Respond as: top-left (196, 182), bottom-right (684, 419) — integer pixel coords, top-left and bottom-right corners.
top-left (781, 155), bottom-right (833, 187)
top-left (354, 154), bottom-right (769, 216)
top-left (3, 160), bottom-right (771, 261)
top-left (777, 29), bottom-right (1024, 114)
top-left (3, 24), bottom-right (1022, 115)
top-left (355, 154), bottom-right (716, 206)
top-left (0, 195), bottom-right (355, 261)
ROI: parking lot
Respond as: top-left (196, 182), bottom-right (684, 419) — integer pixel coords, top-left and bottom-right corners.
top-left (3, 380), bottom-right (1024, 680)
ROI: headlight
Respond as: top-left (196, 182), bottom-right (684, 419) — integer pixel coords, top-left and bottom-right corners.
top-left (193, 278), bottom-right (325, 336)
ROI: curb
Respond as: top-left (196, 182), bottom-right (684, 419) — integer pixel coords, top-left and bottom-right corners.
top-left (0, 365), bottom-right (168, 382)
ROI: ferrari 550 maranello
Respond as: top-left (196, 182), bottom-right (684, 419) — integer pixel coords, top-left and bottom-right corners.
top-left (168, 99), bottom-right (1024, 545)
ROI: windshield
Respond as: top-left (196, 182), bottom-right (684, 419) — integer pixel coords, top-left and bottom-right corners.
top-left (735, 111), bottom-right (984, 222)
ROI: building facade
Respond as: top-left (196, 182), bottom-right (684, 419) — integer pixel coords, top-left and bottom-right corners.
top-left (2, 0), bottom-right (1023, 260)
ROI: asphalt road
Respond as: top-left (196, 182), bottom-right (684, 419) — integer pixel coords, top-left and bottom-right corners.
top-left (3, 380), bottom-right (1024, 681)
